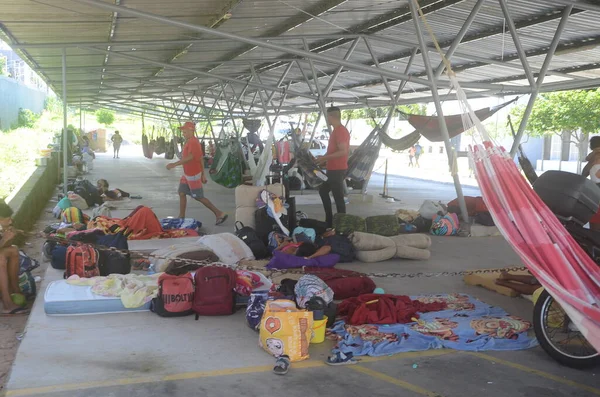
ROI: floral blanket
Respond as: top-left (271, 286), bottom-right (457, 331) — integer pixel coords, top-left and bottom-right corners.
top-left (329, 293), bottom-right (537, 356)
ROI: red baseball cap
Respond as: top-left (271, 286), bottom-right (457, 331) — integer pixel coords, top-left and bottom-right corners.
top-left (179, 121), bottom-right (196, 131)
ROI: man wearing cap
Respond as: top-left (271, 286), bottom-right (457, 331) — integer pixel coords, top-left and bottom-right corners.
top-left (166, 122), bottom-right (228, 225)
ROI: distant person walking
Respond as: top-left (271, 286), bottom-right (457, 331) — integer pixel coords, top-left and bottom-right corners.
top-left (111, 131), bottom-right (123, 158)
top-left (316, 107), bottom-right (350, 228)
top-left (414, 143), bottom-right (423, 168)
top-left (166, 121), bottom-right (228, 226)
top-left (408, 145), bottom-right (416, 167)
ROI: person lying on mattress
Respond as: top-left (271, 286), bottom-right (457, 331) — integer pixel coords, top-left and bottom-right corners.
top-left (0, 200), bottom-right (29, 316)
top-left (96, 179), bottom-right (139, 201)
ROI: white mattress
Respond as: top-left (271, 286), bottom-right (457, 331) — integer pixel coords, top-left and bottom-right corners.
top-left (44, 280), bottom-right (151, 316)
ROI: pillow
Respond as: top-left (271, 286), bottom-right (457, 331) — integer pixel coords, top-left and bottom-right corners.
top-left (333, 213), bottom-right (366, 235)
top-left (365, 215), bottom-right (401, 236)
top-left (266, 250), bottom-right (339, 269)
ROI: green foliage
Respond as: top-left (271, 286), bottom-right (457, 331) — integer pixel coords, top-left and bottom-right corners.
top-left (15, 108), bottom-right (40, 128)
top-left (0, 128), bottom-right (53, 199)
top-left (96, 109), bottom-right (115, 126)
top-left (398, 104), bottom-right (427, 116)
top-left (510, 89), bottom-right (600, 136)
top-left (44, 96), bottom-right (63, 115)
top-left (0, 56), bottom-right (6, 76)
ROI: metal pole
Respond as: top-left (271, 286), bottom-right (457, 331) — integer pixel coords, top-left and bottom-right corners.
top-left (323, 38), bottom-right (360, 97)
top-left (498, 0), bottom-right (536, 87)
top-left (301, 39), bottom-right (332, 134)
top-left (82, 46), bottom-right (318, 101)
top-left (434, 0), bottom-right (485, 78)
top-left (75, 0), bottom-right (434, 88)
top-left (509, 5), bottom-right (572, 157)
top-left (62, 48), bottom-right (68, 195)
top-left (408, 0), bottom-right (470, 223)
top-left (79, 98), bottom-right (82, 133)
top-left (363, 37), bottom-right (395, 100)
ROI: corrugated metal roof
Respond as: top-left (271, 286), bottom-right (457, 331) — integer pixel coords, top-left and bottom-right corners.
top-left (1, 0), bottom-right (599, 118)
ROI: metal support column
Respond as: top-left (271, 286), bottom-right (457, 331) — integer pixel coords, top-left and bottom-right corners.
top-left (498, 0), bottom-right (536, 87)
top-left (509, 5), bottom-right (572, 157)
top-left (408, 0), bottom-right (470, 223)
top-left (434, 0), bottom-right (485, 78)
top-left (62, 48), bottom-right (68, 194)
top-left (301, 39), bottom-right (332, 134)
top-left (323, 39), bottom-right (360, 97)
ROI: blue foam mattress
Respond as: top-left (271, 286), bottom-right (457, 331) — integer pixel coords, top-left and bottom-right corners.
top-left (44, 280), bottom-right (151, 315)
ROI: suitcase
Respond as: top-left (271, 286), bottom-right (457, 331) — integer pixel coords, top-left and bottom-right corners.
top-left (533, 171), bottom-right (600, 225)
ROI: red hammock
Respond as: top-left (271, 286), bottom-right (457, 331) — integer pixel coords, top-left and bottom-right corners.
top-left (471, 142), bottom-right (600, 352)
top-left (401, 98), bottom-right (517, 142)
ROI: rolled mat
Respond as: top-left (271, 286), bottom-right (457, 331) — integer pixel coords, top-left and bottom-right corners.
top-left (355, 246), bottom-right (396, 263)
top-left (349, 232), bottom-right (395, 251)
top-left (389, 234), bottom-right (432, 249)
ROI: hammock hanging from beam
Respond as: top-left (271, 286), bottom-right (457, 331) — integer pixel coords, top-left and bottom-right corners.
top-left (412, 0), bottom-right (600, 353)
top-left (379, 98), bottom-right (517, 152)
top-left (345, 106), bottom-right (394, 182)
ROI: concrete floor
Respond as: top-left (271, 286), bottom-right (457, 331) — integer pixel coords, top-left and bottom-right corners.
top-left (5, 146), bottom-right (599, 397)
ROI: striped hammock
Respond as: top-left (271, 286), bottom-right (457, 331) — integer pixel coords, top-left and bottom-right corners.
top-left (457, 76), bottom-right (600, 353)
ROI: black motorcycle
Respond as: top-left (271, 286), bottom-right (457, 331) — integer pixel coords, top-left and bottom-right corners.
top-left (532, 171), bottom-right (600, 368)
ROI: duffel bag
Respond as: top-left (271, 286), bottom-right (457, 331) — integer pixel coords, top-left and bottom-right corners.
top-left (305, 267), bottom-right (375, 300)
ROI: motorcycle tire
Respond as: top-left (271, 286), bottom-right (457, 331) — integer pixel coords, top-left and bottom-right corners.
top-left (533, 289), bottom-right (600, 369)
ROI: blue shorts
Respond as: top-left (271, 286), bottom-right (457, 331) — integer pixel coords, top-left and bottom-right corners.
top-left (178, 183), bottom-right (204, 199)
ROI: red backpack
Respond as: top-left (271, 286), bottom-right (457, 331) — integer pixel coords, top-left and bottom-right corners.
top-left (65, 244), bottom-right (100, 279)
top-left (152, 273), bottom-right (195, 317)
top-left (193, 266), bottom-right (237, 318)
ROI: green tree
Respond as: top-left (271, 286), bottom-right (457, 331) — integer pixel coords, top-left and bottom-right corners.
top-left (96, 109), bottom-right (115, 126)
top-left (511, 89), bottom-right (600, 164)
top-left (0, 56), bottom-right (7, 76)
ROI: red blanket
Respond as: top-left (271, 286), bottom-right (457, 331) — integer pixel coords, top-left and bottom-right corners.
top-left (338, 294), bottom-right (447, 325)
top-left (87, 206), bottom-right (199, 240)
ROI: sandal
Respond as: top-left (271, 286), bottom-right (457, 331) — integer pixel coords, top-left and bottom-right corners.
top-left (215, 214), bottom-right (229, 226)
top-left (326, 351), bottom-right (359, 366)
top-left (1, 307), bottom-right (30, 316)
top-left (273, 355), bottom-right (290, 375)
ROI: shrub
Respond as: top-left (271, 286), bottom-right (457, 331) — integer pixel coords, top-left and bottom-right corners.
top-left (17, 108), bottom-right (40, 128)
top-left (96, 109), bottom-right (115, 126)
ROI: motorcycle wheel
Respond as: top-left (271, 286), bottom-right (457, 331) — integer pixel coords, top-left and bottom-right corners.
top-left (533, 290), bottom-right (600, 369)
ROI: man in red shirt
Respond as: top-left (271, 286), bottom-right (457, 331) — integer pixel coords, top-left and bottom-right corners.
top-left (166, 122), bottom-right (228, 225)
top-left (316, 107), bottom-right (350, 227)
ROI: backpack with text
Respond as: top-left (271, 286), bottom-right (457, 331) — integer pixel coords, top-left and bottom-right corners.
top-left (151, 273), bottom-right (195, 317)
top-left (65, 244), bottom-right (100, 278)
top-left (193, 266), bottom-right (237, 318)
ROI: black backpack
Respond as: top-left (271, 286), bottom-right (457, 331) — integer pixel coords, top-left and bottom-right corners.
top-left (74, 187), bottom-right (93, 207)
top-left (299, 218), bottom-right (329, 236)
top-left (254, 208), bottom-right (288, 246)
top-left (235, 222), bottom-right (270, 259)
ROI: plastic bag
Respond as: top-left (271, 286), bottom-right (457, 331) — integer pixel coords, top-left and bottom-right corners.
top-left (259, 300), bottom-right (313, 362)
top-left (419, 200), bottom-right (446, 219)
